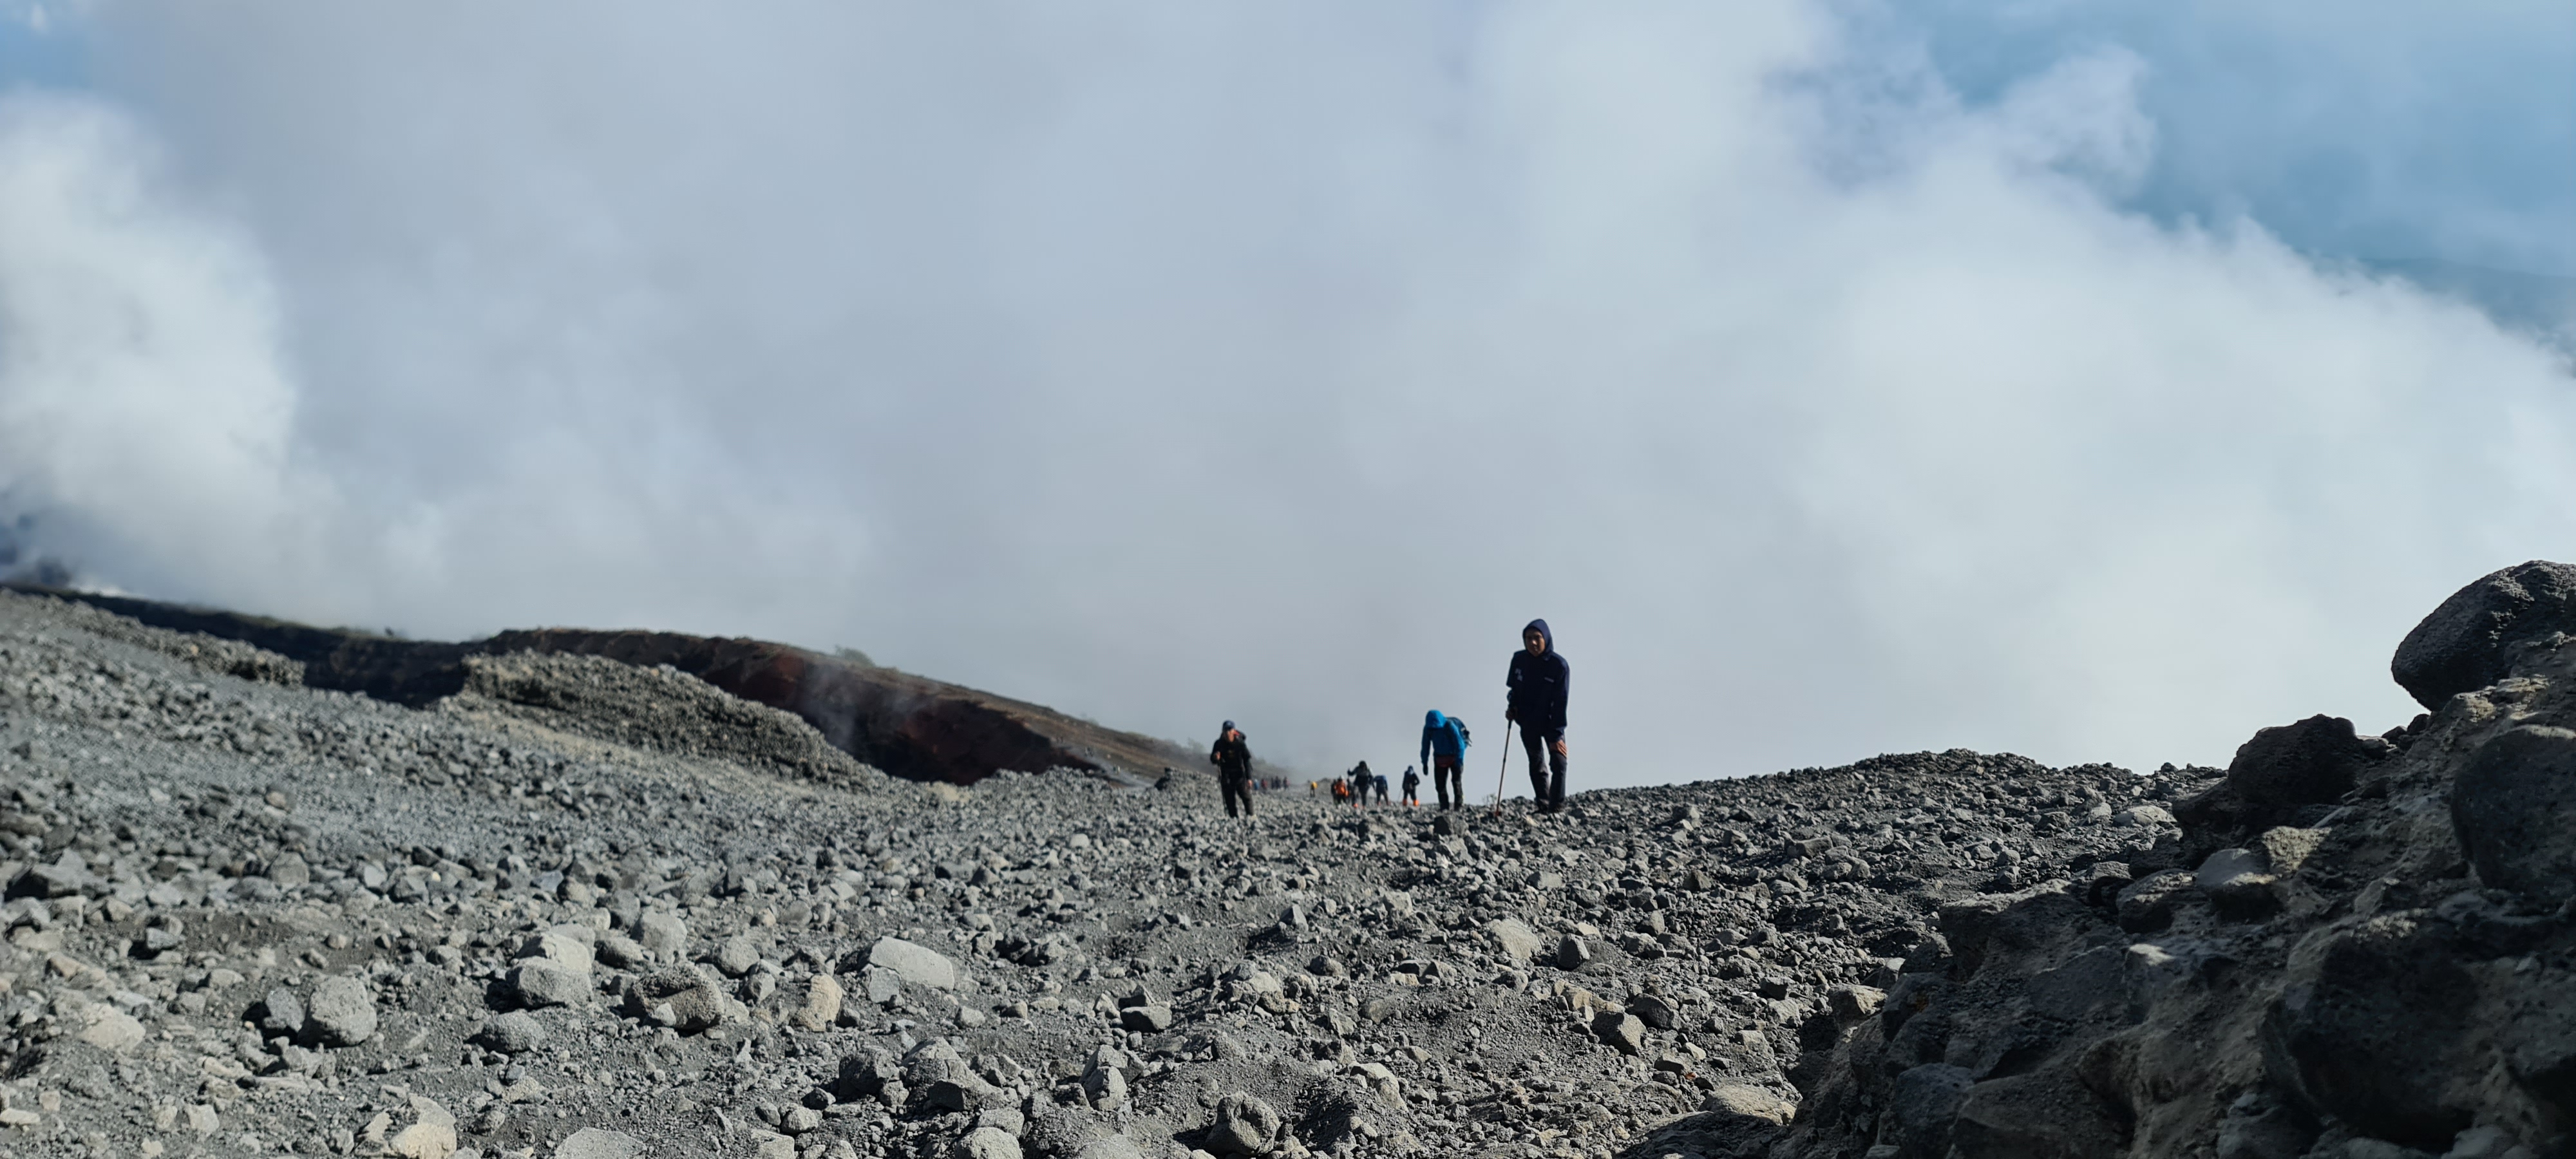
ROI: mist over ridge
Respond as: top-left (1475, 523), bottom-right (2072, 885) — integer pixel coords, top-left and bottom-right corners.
top-left (0, 1), bottom-right (2571, 784)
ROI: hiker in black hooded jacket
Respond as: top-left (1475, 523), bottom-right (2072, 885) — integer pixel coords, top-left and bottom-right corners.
top-left (1506, 618), bottom-right (1571, 812)
top-left (1209, 721), bottom-right (1254, 818)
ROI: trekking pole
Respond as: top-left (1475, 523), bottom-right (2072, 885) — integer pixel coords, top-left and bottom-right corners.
top-left (1490, 720), bottom-right (1511, 818)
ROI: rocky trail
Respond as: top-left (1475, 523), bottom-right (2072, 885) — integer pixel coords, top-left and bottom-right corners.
top-left (0, 562), bottom-right (2567, 1159)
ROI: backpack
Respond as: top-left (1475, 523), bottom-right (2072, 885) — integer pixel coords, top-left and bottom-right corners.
top-left (1454, 720), bottom-right (1472, 747)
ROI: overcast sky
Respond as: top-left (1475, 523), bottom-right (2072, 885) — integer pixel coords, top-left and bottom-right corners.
top-left (1, 1), bottom-right (2571, 787)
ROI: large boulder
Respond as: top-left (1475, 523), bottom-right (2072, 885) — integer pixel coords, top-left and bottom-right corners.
top-left (2392, 561), bottom-right (2576, 710)
top-left (2262, 917), bottom-right (2479, 1149)
top-left (2225, 715), bottom-right (2389, 809)
top-left (2451, 726), bottom-right (2576, 907)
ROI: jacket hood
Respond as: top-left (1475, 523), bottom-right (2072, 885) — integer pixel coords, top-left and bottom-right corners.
top-left (1425, 710), bottom-right (1446, 728)
top-left (1524, 619), bottom-right (1553, 653)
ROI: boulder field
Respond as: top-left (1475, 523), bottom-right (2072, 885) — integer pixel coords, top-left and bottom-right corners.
top-left (0, 563), bottom-right (2566, 1158)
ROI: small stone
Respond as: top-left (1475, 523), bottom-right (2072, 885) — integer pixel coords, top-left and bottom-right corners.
top-left (389, 1096), bottom-right (457, 1159)
top-left (185, 1104), bottom-right (220, 1135)
top-left (520, 925), bottom-right (597, 974)
top-left (749, 1132), bottom-right (796, 1159)
top-left (625, 966), bottom-right (726, 1033)
top-left (513, 959), bottom-right (592, 1008)
top-left (2114, 804), bottom-right (2175, 827)
top-left (1555, 935), bottom-right (1590, 970)
top-left (1486, 919), bottom-right (1542, 966)
top-left (795, 973), bottom-right (844, 1032)
top-left (1119, 1004), bottom-right (1173, 1033)
top-left (867, 937), bottom-right (960, 990)
top-left (76, 1004), bottom-right (144, 1051)
top-left (638, 912), bottom-right (689, 958)
top-left (1591, 1010), bottom-right (1647, 1055)
top-left (1626, 992), bottom-right (1677, 1031)
top-left (1206, 1093), bottom-right (1282, 1158)
top-left (1703, 1084), bottom-right (1794, 1125)
top-left (259, 986), bottom-right (307, 1036)
top-left (552, 1129), bottom-right (645, 1159)
top-left (714, 934), bottom-right (761, 977)
top-left (594, 934), bottom-right (649, 970)
top-left (305, 976), bottom-right (377, 1047)
top-left (1827, 985), bottom-right (1886, 1023)
top-left (953, 1126), bottom-right (1023, 1159)
top-left (482, 1011), bottom-right (547, 1055)
top-left (267, 854), bottom-right (312, 887)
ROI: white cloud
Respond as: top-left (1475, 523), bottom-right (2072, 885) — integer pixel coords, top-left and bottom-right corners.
top-left (0, 1), bottom-right (2568, 786)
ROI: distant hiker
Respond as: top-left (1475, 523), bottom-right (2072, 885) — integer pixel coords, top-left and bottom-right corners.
top-left (1349, 762), bottom-right (1373, 808)
top-left (1420, 710), bottom-right (1472, 811)
top-left (1331, 777), bottom-right (1351, 805)
top-left (1506, 619), bottom-right (1571, 813)
top-left (1401, 765), bottom-right (1421, 807)
top-left (1376, 771), bottom-right (1390, 804)
top-left (1209, 721), bottom-right (1255, 818)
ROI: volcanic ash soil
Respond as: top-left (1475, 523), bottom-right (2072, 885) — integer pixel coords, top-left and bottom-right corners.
top-left (0, 583), bottom-right (2436, 1159)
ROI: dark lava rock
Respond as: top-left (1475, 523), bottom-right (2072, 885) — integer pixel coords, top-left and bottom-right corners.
top-left (2226, 715), bottom-right (2389, 809)
top-left (2392, 560), bottom-right (2576, 710)
top-left (2451, 725), bottom-right (2576, 907)
top-left (2263, 918), bottom-right (2479, 1149)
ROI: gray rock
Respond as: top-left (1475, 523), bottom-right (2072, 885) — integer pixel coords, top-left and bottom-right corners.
top-left (637, 910), bottom-right (688, 958)
top-left (1487, 918), bottom-right (1542, 966)
top-left (18, 852), bottom-right (90, 898)
top-left (2115, 871), bottom-right (2197, 934)
top-left (952, 1127), bottom-right (1022, 1159)
top-left (303, 976), bottom-right (377, 1047)
top-left (1555, 934), bottom-right (1590, 970)
top-left (520, 925), bottom-right (597, 973)
top-left (794, 972), bottom-right (843, 1032)
top-left (1826, 985), bottom-right (1885, 1024)
top-left (2452, 726), bottom-right (2576, 907)
top-left (868, 936), bottom-right (960, 990)
top-left (714, 934), bottom-right (761, 977)
top-left (76, 1003), bottom-right (144, 1051)
top-left (267, 853), bottom-right (312, 887)
top-left (1117, 1003), bottom-right (1173, 1033)
top-left (513, 959), bottom-right (593, 1008)
top-left (1592, 1010), bottom-right (1647, 1055)
top-left (594, 934), bottom-right (649, 970)
top-left (1206, 1093), bottom-right (1282, 1158)
top-left (2392, 560), bottom-right (2576, 710)
top-left (1884, 1064), bottom-right (1975, 1159)
top-left (482, 1010), bottom-right (547, 1054)
top-left (625, 966), bottom-right (726, 1033)
top-left (259, 986), bottom-right (305, 1037)
top-left (1627, 992), bottom-right (1678, 1030)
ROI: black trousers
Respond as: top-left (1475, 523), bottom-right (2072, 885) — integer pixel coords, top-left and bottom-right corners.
top-left (1434, 756), bottom-right (1464, 809)
top-left (1222, 775), bottom-right (1253, 817)
top-left (1520, 726), bottom-right (1567, 810)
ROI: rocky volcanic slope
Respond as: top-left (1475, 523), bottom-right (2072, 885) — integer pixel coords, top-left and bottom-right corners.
top-left (0, 581), bottom-right (2410, 1159)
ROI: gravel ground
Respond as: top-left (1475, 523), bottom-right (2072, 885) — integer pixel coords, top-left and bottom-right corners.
top-left (0, 589), bottom-right (2208, 1159)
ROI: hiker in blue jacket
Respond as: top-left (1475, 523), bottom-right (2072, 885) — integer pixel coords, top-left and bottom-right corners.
top-left (1506, 619), bottom-right (1571, 813)
top-left (1420, 710), bottom-right (1471, 811)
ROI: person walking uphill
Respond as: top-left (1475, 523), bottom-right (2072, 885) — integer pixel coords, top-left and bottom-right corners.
top-left (1506, 619), bottom-right (1571, 813)
top-left (1209, 721), bottom-right (1255, 818)
top-left (1420, 710), bottom-right (1471, 811)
